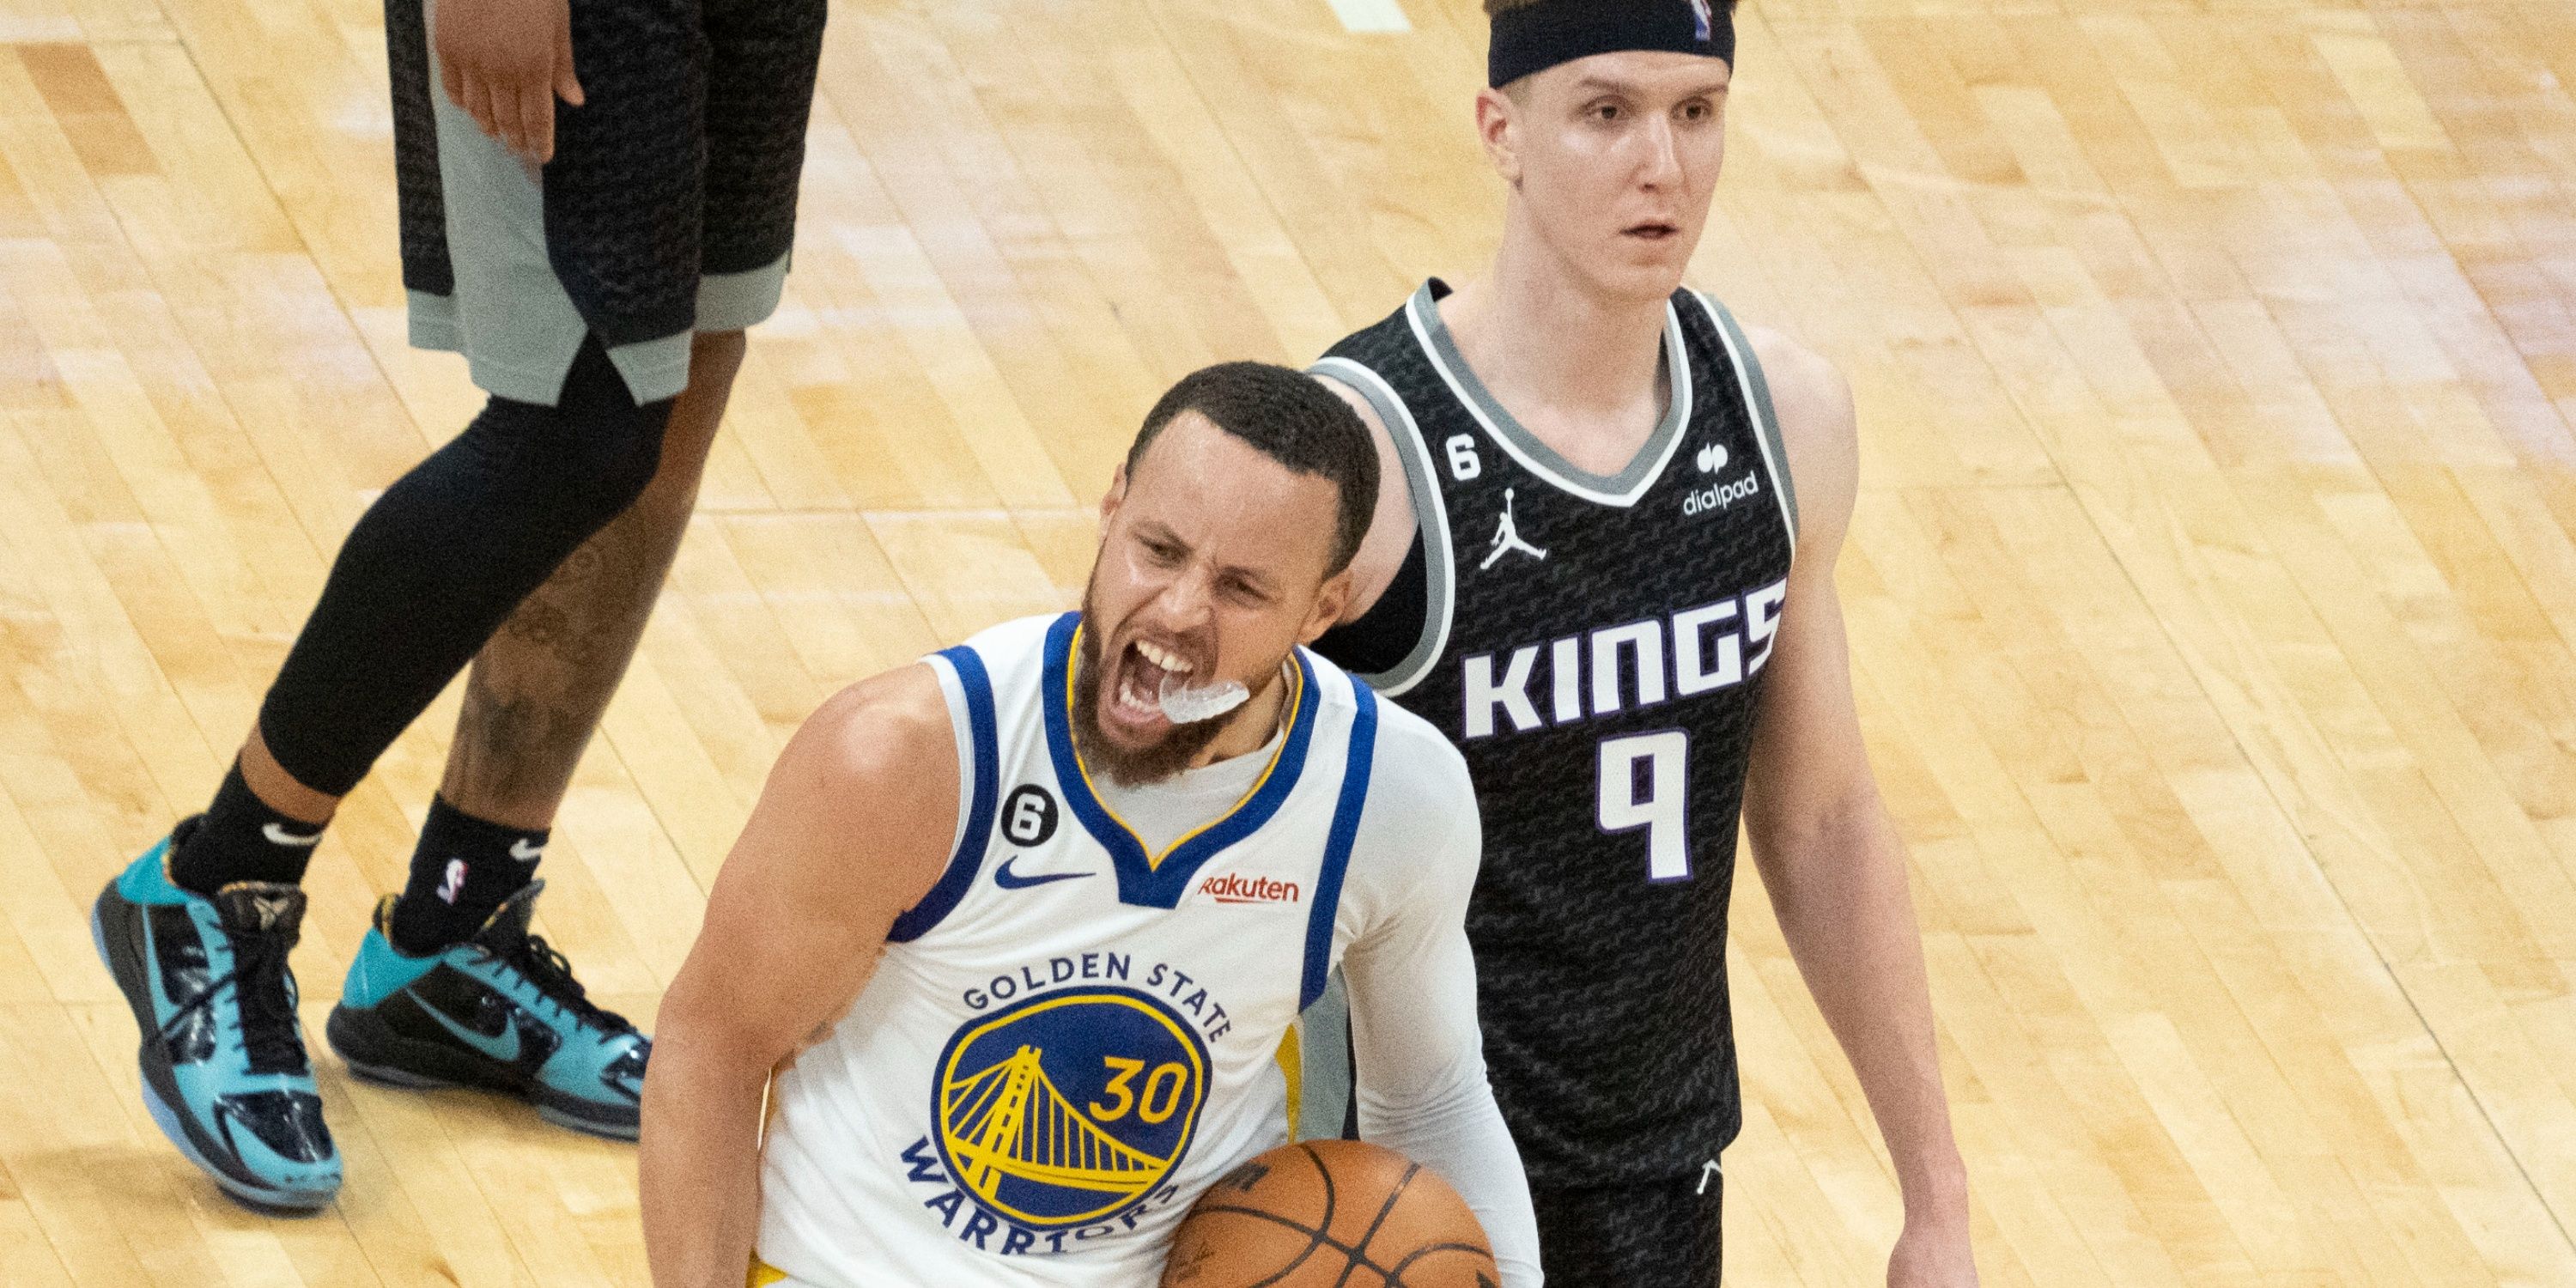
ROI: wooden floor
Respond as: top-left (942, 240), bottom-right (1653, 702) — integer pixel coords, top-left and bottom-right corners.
top-left (3, 0), bottom-right (2573, 1282)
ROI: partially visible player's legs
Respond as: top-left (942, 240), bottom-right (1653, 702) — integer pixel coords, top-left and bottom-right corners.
top-left (328, 333), bottom-right (744, 1140)
top-left (94, 338), bottom-right (677, 1208)
top-left (92, 0), bottom-right (747, 1204)
top-left (323, 0), bottom-right (822, 1141)
top-left (1528, 1170), bottom-right (1724, 1287)
top-left (394, 330), bottom-right (744, 943)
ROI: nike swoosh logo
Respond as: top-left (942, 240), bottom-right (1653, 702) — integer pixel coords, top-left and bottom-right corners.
top-left (509, 839), bottom-right (545, 862)
top-left (261, 823), bottom-right (323, 848)
top-left (993, 858), bottom-right (1090, 890)
top-left (421, 999), bottom-right (521, 1064)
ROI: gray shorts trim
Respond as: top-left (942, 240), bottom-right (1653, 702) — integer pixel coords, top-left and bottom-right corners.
top-left (404, 0), bottom-right (792, 408)
top-left (408, 257), bottom-right (782, 408)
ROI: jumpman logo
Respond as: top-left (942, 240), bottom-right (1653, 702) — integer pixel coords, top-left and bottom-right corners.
top-left (1689, 0), bottom-right (1714, 41)
top-left (1480, 488), bottom-right (1548, 570)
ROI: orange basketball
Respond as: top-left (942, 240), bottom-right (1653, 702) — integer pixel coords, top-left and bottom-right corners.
top-left (1159, 1139), bottom-right (1501, 1288)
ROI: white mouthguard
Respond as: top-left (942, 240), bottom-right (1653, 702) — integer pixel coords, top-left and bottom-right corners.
top-left (1157, 674), bottom-right (1249, 724)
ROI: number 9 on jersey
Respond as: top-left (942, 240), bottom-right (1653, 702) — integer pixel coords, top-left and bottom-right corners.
top-left (1598, 732), bottom-right (1691, 883)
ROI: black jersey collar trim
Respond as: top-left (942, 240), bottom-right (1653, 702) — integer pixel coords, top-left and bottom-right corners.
top-left (1405, 279), bottom-right (1694, 508)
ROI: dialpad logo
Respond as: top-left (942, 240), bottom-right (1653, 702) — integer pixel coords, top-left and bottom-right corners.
top-left (933, 987), bottom-right (1209, 1231)
top-left (1682, 470), bottom-right (1761, 517)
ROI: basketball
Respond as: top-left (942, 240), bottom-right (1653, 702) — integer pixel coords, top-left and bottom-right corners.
top-left (1158, 1139), bottom-right (1501, 1288)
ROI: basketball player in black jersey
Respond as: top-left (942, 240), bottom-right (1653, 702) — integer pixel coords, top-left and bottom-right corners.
top-left (1305, 2), bottom-right (1978, 1284)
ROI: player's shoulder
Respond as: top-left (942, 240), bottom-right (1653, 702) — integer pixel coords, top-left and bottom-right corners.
top-left (1332, 677), bottom-right (1481, 909)
top-left (1680, 289), bottom-right (1844, 414)
top-left (1370, 689), bottom-right (1467, 778)
top-left (1692, 295), bottom-right (1859, 539)
top-left (1310, 655), bottom-right (1473, 810)
top-left (1740, 321), bottom-right (1850, 428)
top-left (746, 665), bottom-right (962, 918)
top-left (799, 662), bottom-right (957, 784)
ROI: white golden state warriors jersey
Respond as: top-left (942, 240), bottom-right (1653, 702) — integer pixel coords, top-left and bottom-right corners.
top-left (756, 612), bottom-right (1405, 1287)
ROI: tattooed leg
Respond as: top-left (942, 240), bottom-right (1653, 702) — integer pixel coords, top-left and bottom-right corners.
top-left (438, 331), bottom-right (749, 830)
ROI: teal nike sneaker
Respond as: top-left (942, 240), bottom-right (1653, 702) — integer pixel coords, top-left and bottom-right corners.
top-left (92, 823), bottom-right (342, 1210)
top-left (325, 881), bottom-right (647, 1139)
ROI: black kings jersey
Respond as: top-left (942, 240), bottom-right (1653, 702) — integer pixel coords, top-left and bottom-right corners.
top-left (1311, 279), bottom-right (1797, 1187)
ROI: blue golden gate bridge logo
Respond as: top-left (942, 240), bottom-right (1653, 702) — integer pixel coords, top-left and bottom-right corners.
top-left (933, 987), bottom-right (1210, 1229)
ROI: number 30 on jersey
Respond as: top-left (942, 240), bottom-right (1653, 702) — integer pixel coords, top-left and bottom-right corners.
top-left (1598, 732), bottom-right (1691, 882)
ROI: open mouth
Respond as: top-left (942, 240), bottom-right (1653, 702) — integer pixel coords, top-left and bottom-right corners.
top-left (1107, 636), bottom-right (1200, 730)
top-left (1624, 221), bottom-right (1680, 240)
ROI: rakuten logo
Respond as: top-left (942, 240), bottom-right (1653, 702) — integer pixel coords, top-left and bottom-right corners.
top-left (1199, 873), bottom-right (1302, 905)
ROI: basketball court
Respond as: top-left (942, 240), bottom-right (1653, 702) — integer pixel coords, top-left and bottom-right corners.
top-left (1, 0), bottom-right (2572, 1282)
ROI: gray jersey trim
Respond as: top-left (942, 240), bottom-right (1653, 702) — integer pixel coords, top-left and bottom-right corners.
top-left (1692, 291), bottom-right (1799, 551)
top-left (1312, 357), bottom-right (1455, 698)
top-left (1295, 968), bottom-right (1354, 1143)
top-left (1405, 283), bottom-right (1695, 508)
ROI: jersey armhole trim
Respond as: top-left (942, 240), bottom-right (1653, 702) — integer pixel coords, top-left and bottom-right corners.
top-left (1299, 677), bottom-right (1377, 1011)
top-left (1312, 356), bottom-right (1454, 698)
top-left (887, 647), bottom-right (1000, 943)
top-left (1693, 290), bottom-right (1798, 550)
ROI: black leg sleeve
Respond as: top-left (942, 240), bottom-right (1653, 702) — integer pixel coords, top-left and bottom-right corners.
top-left (255, 338), bottom-right (672, 797)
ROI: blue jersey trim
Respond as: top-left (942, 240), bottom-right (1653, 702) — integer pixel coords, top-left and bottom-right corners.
top-left (1042, 612), bottom-right (1325, 910)
top-left (1301, 677), bottom-right (1376, 1010)
top-left (889, 647), bottom-right (1002, 943)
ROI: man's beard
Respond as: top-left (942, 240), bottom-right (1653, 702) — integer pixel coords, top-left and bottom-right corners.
top-left (1072, 583), bottom-right (1267, 788)
top-left (1072, 640), bottom-right (1228, 787)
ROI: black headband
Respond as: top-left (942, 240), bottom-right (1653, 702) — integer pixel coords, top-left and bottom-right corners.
top-left (1488, 0), bottom-right (1735, 89)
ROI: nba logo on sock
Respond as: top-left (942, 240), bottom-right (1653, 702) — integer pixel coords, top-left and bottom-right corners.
top-left (1689, 0), bottom-right (1713, 41)
top-left (437, 858), bottom-right (467, 904)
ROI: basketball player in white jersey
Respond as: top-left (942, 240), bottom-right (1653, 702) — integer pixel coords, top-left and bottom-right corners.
top-left (1304, 2), bottom-right (1978, 1284)
top-left (637, 362), bottom-right (1541, 1288)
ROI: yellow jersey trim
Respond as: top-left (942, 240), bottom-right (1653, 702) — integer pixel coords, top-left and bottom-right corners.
top-left (1060, 623), bottom-right (1304, 872)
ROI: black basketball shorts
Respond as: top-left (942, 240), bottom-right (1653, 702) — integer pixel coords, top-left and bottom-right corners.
top-left (1530, 1166), bottom-right (1725, 1288)
top-left (386, 0), bottom-right (825, 405)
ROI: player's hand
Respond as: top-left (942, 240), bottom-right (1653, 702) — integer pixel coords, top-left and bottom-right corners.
top-left (1886, 1212), bottom-right (1979, 1287)
top-left (434, 0), bottom-right (584, 165)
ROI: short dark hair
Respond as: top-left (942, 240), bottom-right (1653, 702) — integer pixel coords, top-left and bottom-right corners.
top-left (1125, 362), bottom-right (1380, 577)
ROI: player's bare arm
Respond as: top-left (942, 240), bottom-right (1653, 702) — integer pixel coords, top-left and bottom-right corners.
top-left (1316, 376), bottom-right (1418, 623)
top-left (1738, 327), bottom-right (1979, 1287)
top-left (640, 667), bottom-right (959, 1288)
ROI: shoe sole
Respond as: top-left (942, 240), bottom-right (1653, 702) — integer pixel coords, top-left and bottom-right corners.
top-left (327, 1004), bottom-right (640, 1142)
top-left (91, 885), bottom-right (337, 1212)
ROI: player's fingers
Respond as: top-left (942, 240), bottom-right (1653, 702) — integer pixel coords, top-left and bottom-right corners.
top-left (459, 71), bottom-right (503, 143)
top-left (520, 82), bottom-right (556, 166)
top-left (552, 9), bottom-right (584, 107)
top-left (439, 55), bottom-right (469, 117)
top-left (495, 76), bottom-right (531, 161)
top-left (483, 78), bottom-right (528, 156)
